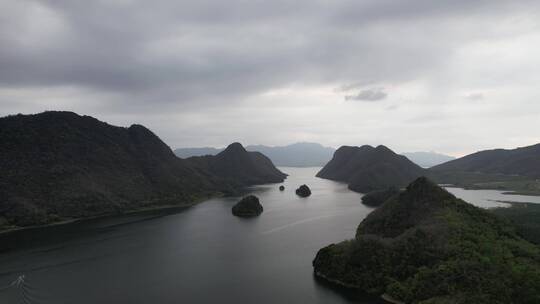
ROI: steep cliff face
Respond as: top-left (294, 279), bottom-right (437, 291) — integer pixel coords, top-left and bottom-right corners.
top-left (313, 177), bottom-right (540, 304)
top-left (317, 145), bottom-right (424, 193)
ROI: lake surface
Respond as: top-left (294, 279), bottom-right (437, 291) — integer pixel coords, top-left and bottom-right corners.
top-left (1, 167), bottom-right (539, 304)
top-left (0, 167), bottom-right (383, 304)
top-left (444, 187), bottom-right (540, 208)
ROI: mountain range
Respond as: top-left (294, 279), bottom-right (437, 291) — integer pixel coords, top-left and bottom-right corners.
top-left (401, 151), bottom-right (455, 168)
top-left (2, 111), bottom-right (539, 231)
top-left (317, 142), bottom-right (540, 194)
top-left (175, 142), bottom-right (335, 167)
top-left (175, 145), bottom-right (457, 168)
top-left (173, 147), bottom-right (224, 158)
top-left (0, 112), bottom-right (285, 230)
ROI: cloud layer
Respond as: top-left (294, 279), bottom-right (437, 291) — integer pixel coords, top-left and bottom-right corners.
top-left (1, 0), bottom-right (539, 156)
top-left (345, 88), bottom-right (387, 102)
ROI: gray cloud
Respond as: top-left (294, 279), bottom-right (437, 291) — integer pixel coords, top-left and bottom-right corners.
top-left (335, 81), bottom-right (374, 92)
top-left (464, 93), bottom-right (484, 101)
top-left (345, 88), bottom-right (387, 102)
top-left (1, 0), bottom-right (529, 100)
top-left (0, 0), bottom-right (539, 155)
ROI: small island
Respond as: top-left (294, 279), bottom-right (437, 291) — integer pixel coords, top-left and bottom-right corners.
top-left (361, 187), bottom-right (400, 207)
top-left (295, 185), bottom-right (311, 197)
top-left (231, 195), bottom-right (263, 217)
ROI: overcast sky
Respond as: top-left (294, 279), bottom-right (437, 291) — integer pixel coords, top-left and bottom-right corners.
top-left (1, 0), bottom-right (539, 156)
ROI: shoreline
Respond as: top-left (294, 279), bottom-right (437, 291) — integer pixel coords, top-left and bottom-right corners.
top-left (0, 193), bottom-right (223, 236)
top-left (314, 271), bottom-right (394, 304)
top-left (381, 294), bottom-right (405, 304)
top-left (0, 178), bottom-right (287, 237)
top-left (491, 200), bottom-right (537, 207)
top-left (501, 191), bottom-right (540, 196)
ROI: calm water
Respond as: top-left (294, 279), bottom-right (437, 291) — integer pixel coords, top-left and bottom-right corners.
top-left (1, 168), bottom-right (538, 304)
top-left (0, 167), bottom-right (384, 304)
top-left (445, 187), bottom-right (540, 208)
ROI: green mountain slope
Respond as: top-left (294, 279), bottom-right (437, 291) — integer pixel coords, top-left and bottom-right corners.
top-left (0, 112), bottom-right (285, 230)
top-left (313, 177), bottom-right (540, 304)
top-left (431, 143), bottom-right (540, 178)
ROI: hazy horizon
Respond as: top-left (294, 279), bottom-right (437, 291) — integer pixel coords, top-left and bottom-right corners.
top-left (1, 1), bottom-right (539, 156)
top-left (173, 142), bottom-right (464, 158)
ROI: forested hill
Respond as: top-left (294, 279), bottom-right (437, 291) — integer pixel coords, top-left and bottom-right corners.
top-left (186, 142), bottom-right (287, 186)
top-left (313, 177), bottom-right (540, 303)
top-left (0, 112), bottom-right (284, 230)
top-left (431, 143), bottom-right (540, 178)
top-left (317, 145), bottom-right (424, 192)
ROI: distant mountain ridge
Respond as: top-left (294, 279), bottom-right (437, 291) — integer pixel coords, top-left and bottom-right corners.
top-left (0, 112), bottom-right (285, 230)
top-left (317, 145), bottom-right (424, 193)
top-left (174, 147), bottom-right (223, 158)
top-left (175, 142), bottom-right (335, 167)
top-left (401, 151), bottom-right (455, 168)
top-left (431, 143), bottom-right (540, 178)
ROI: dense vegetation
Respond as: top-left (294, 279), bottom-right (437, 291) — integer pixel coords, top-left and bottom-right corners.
top-left (313, 177), bottom-right (540, 304)
top-left (361, 187), bottom-right (400, 207)
top-left (492, 202), bottom-right (540, 245)
top-left (317, 145), bottom-right (424, 193)
top-left (0, 112), bottom-right (285, 231)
